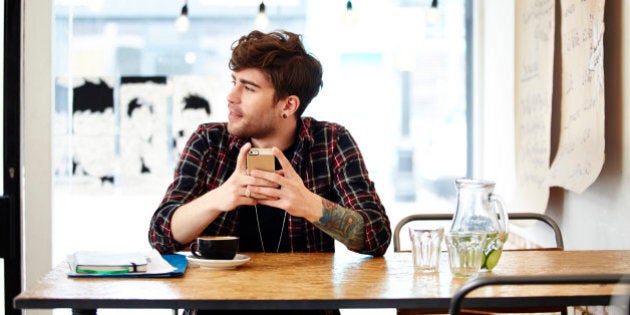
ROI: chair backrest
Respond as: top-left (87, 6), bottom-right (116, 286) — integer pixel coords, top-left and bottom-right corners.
top-left (393, 212), bottom-right (564, 252)
top-left (448, 273), bottom-right (630, 315)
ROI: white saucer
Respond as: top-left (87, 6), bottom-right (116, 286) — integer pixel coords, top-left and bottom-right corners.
top-left (186, 254), bottom-right (250, 270)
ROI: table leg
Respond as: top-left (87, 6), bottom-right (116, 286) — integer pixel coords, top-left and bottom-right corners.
top-left (72, 309), bottom-right (97, 315)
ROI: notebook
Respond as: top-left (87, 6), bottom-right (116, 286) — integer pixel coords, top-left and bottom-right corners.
top-left (68, 250), bottom-right (187, 278)
top-left (73, 251), bottom-right (149, 274)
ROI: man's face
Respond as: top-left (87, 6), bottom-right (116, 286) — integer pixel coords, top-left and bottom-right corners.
top-left (227, 68), bottom-right (281, 140)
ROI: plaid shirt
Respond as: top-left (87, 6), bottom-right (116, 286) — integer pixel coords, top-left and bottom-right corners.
top-left (149, 117), bottom-right (391, 256)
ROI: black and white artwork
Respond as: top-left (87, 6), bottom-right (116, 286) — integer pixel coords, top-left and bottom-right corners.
top-left (53, 75), bottom-right (226, 193)
top-left (119, 76), bottom-right (169, 187)
top-left (171, 75), bottom-right (224, 158)
top-left (70, 77), bottom-right (116, 187)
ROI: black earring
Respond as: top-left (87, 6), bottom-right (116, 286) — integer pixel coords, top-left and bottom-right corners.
top-left (282, 113), bottom-right (288, 119)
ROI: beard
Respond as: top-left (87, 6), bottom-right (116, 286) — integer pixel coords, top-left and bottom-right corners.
top-left (227, 113), bottom-right (277, 140)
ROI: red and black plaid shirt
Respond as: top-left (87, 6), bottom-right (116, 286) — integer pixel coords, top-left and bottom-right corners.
top-left (148, 117), bottom-right (391, 256)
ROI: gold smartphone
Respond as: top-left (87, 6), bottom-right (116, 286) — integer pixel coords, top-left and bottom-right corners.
top-left (246, 148), bottom-right (275, 174)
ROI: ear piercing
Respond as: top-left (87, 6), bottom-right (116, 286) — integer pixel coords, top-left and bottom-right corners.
top-left (282, 113), bottom-right (288, 119)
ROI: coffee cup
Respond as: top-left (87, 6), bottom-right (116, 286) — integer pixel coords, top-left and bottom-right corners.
top-left (190, 236), bottom-right (239, 260)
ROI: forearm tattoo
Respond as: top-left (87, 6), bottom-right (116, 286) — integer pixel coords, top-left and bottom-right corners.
top-left (313, 198), bottom-right (366, 250)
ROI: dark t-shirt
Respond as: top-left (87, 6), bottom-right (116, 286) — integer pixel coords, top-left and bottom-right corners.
top-left (238, 143), bottom-right (298, 253)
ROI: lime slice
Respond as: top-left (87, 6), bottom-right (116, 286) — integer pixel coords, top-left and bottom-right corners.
top-left (485, 249), bottom-right (502, 270)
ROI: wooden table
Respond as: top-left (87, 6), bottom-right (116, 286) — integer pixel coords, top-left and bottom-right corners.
top-left (13, 250), bottom-right (630, 313)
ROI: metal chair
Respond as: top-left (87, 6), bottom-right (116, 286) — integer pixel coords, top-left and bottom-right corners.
top-left (394, 212), bottom-right (564, 252)
top-left (449, 273), bottom-right (630, 315)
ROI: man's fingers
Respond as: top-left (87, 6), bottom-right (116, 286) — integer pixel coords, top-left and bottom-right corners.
top-left (247, 185), bottom-right (280, 200)
top-left (236, 143), bottom-right (252, 173)
top-left (272, 147), bottom-right (294, 175)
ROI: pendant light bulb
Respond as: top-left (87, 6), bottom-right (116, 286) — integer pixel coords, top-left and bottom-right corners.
top-left (254, 1), bottom-right (270, 30)
top-left (344, 0), bottom-right (357, 27)
top-left (175, 2), bottom-right (190, 33)
top-left (426, 0), bottom-right (440, 25)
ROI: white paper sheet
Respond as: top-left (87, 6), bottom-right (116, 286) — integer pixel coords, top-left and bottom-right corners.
top-left (513, 0), bottom-right (606, 212)
top-left (514, 0), bottom-right (555, 212)
top-left (548, 0), bottom-right (606, 193)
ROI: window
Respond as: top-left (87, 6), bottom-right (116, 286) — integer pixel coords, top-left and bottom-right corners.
top-left (52, 0), bottom-right (469, 267)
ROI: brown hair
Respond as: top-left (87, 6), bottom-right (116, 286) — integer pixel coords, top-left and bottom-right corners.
top-left (229, 30), bottom-right (323, 117)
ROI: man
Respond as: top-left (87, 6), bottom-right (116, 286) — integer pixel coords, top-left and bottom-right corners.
top-left (148, 30), bottom-right (391, 313)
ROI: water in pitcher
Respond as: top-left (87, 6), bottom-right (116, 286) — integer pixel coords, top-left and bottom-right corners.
top-left (449, 178), bottom-right (509, 271)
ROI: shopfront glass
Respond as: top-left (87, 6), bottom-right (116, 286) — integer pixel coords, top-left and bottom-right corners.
top-left (51, 0), bottom-right (469, 291)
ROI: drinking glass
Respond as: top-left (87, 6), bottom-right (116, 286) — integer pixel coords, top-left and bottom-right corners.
top-left (409, 226), bottom-right (444, 272)
top-left (445, 232), bottom-right (486, 277)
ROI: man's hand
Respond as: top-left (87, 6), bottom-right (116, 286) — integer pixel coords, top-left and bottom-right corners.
top-left (170, 143), bottom-right (274, 245)
top-left (203, 142), bottom-right (259, 210)
top-left (247, 147), bottom-right (323, 222)
top-left (246, 146), bottom-right (366, 251)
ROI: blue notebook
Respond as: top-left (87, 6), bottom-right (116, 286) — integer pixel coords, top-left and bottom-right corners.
top-left (68, 254), bottom-right (187, 278)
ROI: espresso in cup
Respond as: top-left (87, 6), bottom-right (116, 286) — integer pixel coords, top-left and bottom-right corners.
top-left (190, 236), bottom-right (239, 260)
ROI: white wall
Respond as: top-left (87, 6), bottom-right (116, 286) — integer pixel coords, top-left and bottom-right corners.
top-left (22, 1), bottom-right (53, 315)
top-left (0, 0), bottom-right (4, 196)
top-left (474, 0), bottom-right (516, 199)
top-left (557, 0), bottom-right (630, 250)
top-left (0, 261), bottom-right (4, 315)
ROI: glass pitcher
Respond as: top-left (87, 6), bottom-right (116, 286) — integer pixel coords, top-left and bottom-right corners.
top-left (449, 178), bottom-right (509, 271)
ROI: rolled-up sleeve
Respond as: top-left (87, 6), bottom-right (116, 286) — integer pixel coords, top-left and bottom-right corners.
top-left (149, 124), bottom-right (234, 254)
top-left (148, 130), bottom-right (208, 253)
top-left (330, 128), bottom-right (391, 256)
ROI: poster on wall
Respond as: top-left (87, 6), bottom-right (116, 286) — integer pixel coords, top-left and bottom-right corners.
top-left (69, 77), bottom-right (117, 188)
top-left (52, 75), bottom-right (228, 192)
top-left (514, 0), bottom-right (555, 212)
top-left (170, 75), bottom-right (225, 159)
top-left (514, 0), bottom-right (606, 212)
top-left (548, 0), bottom-right (606, 193)
top-left (119, 76), bottom-right (169, 188)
